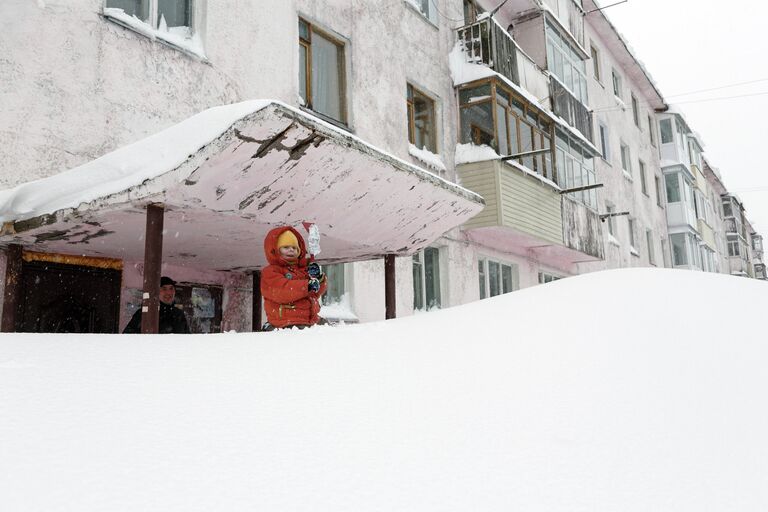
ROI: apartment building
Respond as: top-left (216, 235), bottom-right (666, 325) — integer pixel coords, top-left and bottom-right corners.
top-left (0, 0), bottom-right (764, 333)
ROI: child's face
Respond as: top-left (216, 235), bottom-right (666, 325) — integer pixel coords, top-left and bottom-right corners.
top-left (279, 245), bottom-right (299, 260)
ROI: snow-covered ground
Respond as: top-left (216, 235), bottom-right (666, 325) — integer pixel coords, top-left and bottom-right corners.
top-left (2, 268), bottom-right (767, 511)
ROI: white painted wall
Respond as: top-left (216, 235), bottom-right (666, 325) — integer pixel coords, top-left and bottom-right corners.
top-left (576, 18), bottom-right (670, 272)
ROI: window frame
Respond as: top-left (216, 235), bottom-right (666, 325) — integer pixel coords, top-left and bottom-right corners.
top-left (590, 43), bottom-right (601, 82)
top-left (646, 229), bottom-right (655, 265)
top-left (631, 93), bottom-right (640, 128)
top-left (620, 142), bottom-right (631, 175)
top-left (413, 247), bottom-right (442, 311)
top-left (320, 263), bottom-right (347, 306)
top-left (611, 68), bottom-right (622, 99)
top-left (628, 217), bottom-right (637, 251)
top-left (299, 18), bottom-right (348, 126)
top-left (478, 258), bottom-right (518, 299)
top-left (648, 114), bottom-right (656, 146)
top-left (639, 159), bottom-right (648, 195)
top-left (406, 83), bottom-right (438, 153)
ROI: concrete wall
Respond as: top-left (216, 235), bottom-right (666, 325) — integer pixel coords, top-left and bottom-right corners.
top-left (576, 18), bottom-right (669, 272)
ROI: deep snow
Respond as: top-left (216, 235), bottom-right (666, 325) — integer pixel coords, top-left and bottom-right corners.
top-left (1, 268), bottom-right (768, 511)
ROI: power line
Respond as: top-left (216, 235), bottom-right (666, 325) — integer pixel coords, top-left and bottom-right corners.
top-left (673, 90), bottom-right (768, 105)
top-left (666, 77), bottom-right (768, 98)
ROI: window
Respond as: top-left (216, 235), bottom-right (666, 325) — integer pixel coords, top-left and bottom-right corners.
top-left (479, 259), bottom-right (518, 298)
top-left (299, 19), bottom-right (347, 125)
top-left (670, 233), bottom-right (688, 266)
top-left (727, 238), bottom-right (740, 257)
top-left (599, 122), bottom-right (610, 161)
top-left (631, 94), bottom-right (640, 127)
top-left (546, 21), bottom-right (588, 104)
top-left (605, 203), bottom-right (616, 237)
top-left (639, 160), bottom-right (647, 195)
top-left (463, 0), bottom-right (482, 24)
top-left (538, 272), bottom-right (562, 284)
top-left (408, 0), bottom-right (438, 23)
top-left (659, 118), bottom-right (673, 144)
top-left (665, 173), bottom-right (680, 203)
top-left (648, 115), bottom-right (656, 146)
top-left (646, 229), bottom-right (655, 265)
top-left (413, 247), bottom-right (441, 311)
top-left (655, 175), bottom-right (663, 206)
top-left (556, 128), bottom-right (597, 208)
top-left (321, 263), bottom-right (346, 306)
top-left (459, 80), bottom-right (554, 181)
top-left (611, 69), bottom-right (622, 98)
top-left (407, 84), bottom-right (437, 153)
top-left (107, 0), bottom-right (191, 29)
top-left (628, 218), bottom-right (636, 250)
top-left (620, 143), bottom-right (631, 175)
top-left (590, 44), bottom-right (601, 81)
top-left (723, 199), bottom-right (733, 218)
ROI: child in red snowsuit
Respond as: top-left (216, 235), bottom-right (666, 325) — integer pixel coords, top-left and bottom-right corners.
top-left (261, 226), bottom-right (327, 329)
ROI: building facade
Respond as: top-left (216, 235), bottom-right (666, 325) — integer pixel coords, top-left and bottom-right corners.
top-left (0, 0), bottom-right (764, 333)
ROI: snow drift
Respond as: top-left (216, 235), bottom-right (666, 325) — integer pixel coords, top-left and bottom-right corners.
top-left (1, 268), bottom-right (767, 511)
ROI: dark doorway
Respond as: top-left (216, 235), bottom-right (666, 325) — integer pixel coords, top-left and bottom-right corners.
top-left (17, 260), bottom-right (121, 333)
top-left (174, 283), bottom-right (223, 334)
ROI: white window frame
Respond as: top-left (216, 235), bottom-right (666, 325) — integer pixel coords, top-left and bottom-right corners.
top-left (103, 0), bottom-right (201, 57)
top-left (413, 247), bottom-right (442, 311)
top-left (321, 263), bottom-right (347, 306)
top-left (631, 93), bottom-right (640, 127)
top-left (478, 258), bottom-right (519, 298)
top-left (605, 203), bottom-right (616, 238)
top-left (598, 122), bottom-right (610, 161)
top-left (611, 68), bottom-right (622, 99)
top-left (627, 217), bottom-right (637, 251)
top-left (639, 159), bottom-right (648, 195)
top-left (646, 229), bottom-right (655, 265)
top-left (620, 142), bottom-right (631, 176)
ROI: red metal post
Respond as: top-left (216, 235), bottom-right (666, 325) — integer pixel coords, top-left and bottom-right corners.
top-left (384, 254), bottom-right (396, 320)
top-left (1, 244), bottom-right (23, 332)
top-left (141, 204), bottom-right (164, 334)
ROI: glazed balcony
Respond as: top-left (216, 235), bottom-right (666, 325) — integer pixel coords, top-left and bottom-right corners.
top-left (456, 17), bottom-right (519, 86)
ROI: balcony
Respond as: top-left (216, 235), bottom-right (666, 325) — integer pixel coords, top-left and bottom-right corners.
top-left (550, 78), bottom-right (593, 143)
top-left (457, 17), bottom-right (519, 86)
top-left (457, 159), bottom-right (604, 267)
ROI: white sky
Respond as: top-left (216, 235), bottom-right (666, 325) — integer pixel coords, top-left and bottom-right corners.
top-left (603, 0), bottom-right (768, 234)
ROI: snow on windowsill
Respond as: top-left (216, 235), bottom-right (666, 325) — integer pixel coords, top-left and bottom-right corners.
top-left (622, 170), bottom-right (633, 181)
top-left (607, 234), bottom-right (621, 247)
top-left (614, 95), bottom-right (627, 110)
top-left (103, 8), bottom-right (206, 61)
top-left (630, 247), bottom-right (640, 257)
top-left (408, 144), bottom-right (446, 173)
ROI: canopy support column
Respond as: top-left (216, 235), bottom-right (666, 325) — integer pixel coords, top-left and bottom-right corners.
top-left (385, 254), bottom-right (396, 320)
top-left (141, 204), bottom-right (164, 334)
top-left (1, 244), bottom-right (23, 332)
top-left (252, 270), bottom-right (262, 331)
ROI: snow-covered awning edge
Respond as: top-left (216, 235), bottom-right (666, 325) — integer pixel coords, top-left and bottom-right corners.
top-left (0, 101), bottom-right (484, 233)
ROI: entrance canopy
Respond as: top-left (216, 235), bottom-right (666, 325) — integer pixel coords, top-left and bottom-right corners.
top-left (0, 101), bottom-right (483, 270)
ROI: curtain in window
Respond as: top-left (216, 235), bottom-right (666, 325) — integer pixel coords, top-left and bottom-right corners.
top-left (312, 34), bottom-right (343, 122)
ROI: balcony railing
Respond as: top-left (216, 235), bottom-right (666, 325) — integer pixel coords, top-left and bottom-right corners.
top-left (457, 17), bottom-right (519, 86)
top-left (550, 78), bottom-right (593, 143)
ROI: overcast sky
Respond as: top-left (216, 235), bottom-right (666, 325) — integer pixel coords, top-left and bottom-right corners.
top-left (602, 0), bottom-right (768, 235)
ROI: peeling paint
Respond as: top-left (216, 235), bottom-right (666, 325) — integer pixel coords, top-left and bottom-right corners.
top-left (252, 124), bottom-right (293, 159)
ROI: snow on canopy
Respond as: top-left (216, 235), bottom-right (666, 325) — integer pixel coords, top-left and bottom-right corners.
top-left (2, 268), bottom-right (768, 511)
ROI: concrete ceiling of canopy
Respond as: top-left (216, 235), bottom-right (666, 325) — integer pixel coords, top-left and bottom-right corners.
top-left (464, 225), bottom-right (601, 269)
top-left (0, 103), bottom-right (484, 270)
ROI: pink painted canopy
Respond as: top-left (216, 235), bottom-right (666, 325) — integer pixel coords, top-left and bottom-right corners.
top-left (0, 102), bottom-right (484, 270)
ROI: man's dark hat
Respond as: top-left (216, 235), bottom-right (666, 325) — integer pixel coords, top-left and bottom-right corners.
top-left (160, 276), bottom-right (177, 287)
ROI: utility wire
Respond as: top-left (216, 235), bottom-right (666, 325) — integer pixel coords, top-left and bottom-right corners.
top-left (666, 77), bottom-right (768, 98)
top-left (673, 90), bottom-right (768, 105)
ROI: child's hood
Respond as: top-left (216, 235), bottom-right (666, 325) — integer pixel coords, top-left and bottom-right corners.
top-left (264, 226), bottom-right (308, 266)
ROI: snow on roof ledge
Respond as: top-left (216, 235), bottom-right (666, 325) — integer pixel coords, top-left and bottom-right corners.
top-left (0, 101), bottom-right (484, 269)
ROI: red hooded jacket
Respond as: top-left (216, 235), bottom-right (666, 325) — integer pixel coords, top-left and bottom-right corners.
top-left (261, 226), bottom-right (327, 328)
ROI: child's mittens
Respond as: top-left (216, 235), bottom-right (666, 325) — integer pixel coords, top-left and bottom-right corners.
top-left (308, 278), bottom-right (321, 293)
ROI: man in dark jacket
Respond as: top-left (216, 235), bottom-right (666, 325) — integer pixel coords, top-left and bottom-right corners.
top-left (123, 276), bottom-right (190, 334)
